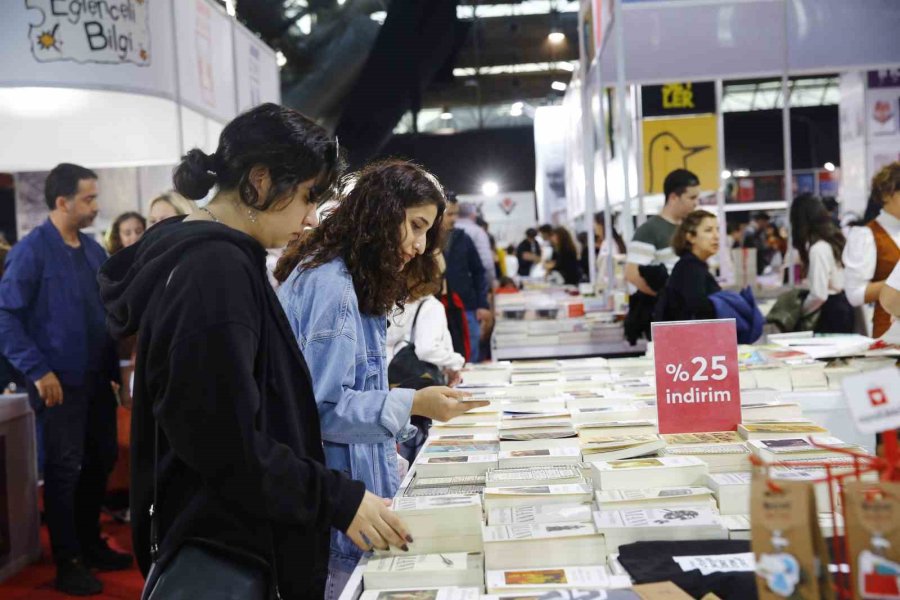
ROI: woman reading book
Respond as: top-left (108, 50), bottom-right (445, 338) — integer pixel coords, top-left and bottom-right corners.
top-left (99, 104), bottom-right (410, 600)
top-left (274, 159), bottom-right (489, 599)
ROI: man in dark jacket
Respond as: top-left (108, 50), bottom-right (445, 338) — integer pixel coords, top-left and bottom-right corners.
top-left (0, 163), bottom-right (128, 595)
top-left (442, 194), bottom-right (492, 362)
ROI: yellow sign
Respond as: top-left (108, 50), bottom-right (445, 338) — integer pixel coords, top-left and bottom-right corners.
top-left (642, 114), bottom-right (719, 194)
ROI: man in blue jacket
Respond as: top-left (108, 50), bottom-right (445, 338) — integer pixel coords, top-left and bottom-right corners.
top-left (0, 163), bottom-right (129, 596)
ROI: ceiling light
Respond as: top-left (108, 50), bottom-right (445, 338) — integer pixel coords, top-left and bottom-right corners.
top-left (482, 181), bottom-right (500, 196)
top-left (510, 102), bottom-right (524, 117)
top-left (733, 169), bottom-right (750, 177)
top-left (440, 109), bottom-right (453, 120)
top-left (824, 162), bottom-right (835, 172)
top-left (560, 62), bottom-right (576, 72)
top-left (276, 50), bottom-right (287, 67)
top-left (551, 81), bottom-right (568, 92)
top-left (548, 31), bottom-right (566, 44)
top-left (337, 0), bottom-right (346, 4)
top-left (721, 170), bottom-right (732, 179)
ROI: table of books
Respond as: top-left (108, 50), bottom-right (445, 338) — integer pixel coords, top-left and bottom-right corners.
top-left (340, 338), bottom-right (897, 600)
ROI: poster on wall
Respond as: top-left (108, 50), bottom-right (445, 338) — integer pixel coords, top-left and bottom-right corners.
top-left (641, 114), bottom-right (719, 194)
top-left (457, 192), bottom-right (537, 250)
top-left (173, 0), bottom-right (236, 122)
top-left (869, 90), bottom-right (899, 136)
top-left (25, 0), bottom-right (151, 66)
top-left (14, 171), bottom-right (49, 240)
top-left (234, 25), bottom-right (280, 112)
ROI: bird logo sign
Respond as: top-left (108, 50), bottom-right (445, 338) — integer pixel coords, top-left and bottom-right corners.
top-left (642, 114), bottom-right (719, 194)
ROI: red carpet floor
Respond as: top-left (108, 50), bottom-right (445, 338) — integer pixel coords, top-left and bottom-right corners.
top-left (0, 515), bottom-right (144, 599)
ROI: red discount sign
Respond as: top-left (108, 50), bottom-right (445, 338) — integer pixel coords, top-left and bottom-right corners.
top-left (652, 319), bottom-right (742, 434)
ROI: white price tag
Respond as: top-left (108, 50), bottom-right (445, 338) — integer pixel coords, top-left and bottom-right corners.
top-left (673, 552), bottom-right (756, 575)
top-left (841, 367), bottom-right (900, 435)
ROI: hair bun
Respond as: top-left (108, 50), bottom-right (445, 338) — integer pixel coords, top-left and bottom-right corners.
top-left (173, 148), bottom-right (217, 200)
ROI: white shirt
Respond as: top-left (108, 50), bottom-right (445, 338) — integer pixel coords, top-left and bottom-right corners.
top-left (386, 296), bottom-right (465, 372)
top-left (456, 219), bottom-right (496, 286)
top-left (843, 210), bottom-right (900, 306)
top-left (887, 261), bottom-right (900, 291)
top-left (803, 240), bottom-right (845, 313)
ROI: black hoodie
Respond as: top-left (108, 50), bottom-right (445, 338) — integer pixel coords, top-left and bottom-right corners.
top-left (99, 217), bottom-right (365, 598)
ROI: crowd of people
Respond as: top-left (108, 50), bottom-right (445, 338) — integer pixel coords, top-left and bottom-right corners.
top-left (0, 101), bottom-right (898, 600)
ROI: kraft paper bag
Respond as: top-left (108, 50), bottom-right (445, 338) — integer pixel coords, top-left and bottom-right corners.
top-left (843, 480), bottom-right (900, 600)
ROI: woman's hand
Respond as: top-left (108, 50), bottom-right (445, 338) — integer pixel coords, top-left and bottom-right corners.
top-left (444, 369), bottom-right (462, 387)
top-left (411, 386), bottom-right (489, 422)
top-left (345, 491), bottom-right (412, 552)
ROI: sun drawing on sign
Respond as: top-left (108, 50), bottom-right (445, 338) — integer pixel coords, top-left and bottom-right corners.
top-left (37, 24), bottom-right (62, 52)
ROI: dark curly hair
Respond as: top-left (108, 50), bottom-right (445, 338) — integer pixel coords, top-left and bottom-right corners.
top-left (274, 159), bottom-right (446, 316)
top-left (173, 102), bottom-right (343, 211)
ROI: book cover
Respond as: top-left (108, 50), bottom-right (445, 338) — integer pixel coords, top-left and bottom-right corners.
top-left (483, 523), bottom-right (599, 542)
top-left (489, 503), bottom-right (593, 525)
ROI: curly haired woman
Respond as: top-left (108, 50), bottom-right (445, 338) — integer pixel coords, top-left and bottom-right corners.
top-left (275, 159), bottom-right (488, 599)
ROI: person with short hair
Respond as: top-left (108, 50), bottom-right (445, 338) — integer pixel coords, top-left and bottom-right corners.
top-left (654, 210), bottom-right (721, 323)
top-left (624, 169), bottom-right (699, 342)
top-left (0, 163), bottom-right (128, 595)
top-left (516, 228), bottom-right (541, 277)
top-left (456, 202), bottom-right (495, 289)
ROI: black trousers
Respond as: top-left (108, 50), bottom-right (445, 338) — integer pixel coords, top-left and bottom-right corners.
top-left (28, 372), bottom-right (118, 561)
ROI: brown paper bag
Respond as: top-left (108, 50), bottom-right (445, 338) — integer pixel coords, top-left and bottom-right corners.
top-left (751, 471), bottom-right (835, 599)
top-left (843, 480), bottom-right (900, 600)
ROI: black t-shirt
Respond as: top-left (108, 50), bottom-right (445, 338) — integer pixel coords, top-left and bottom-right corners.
top-left (552, 248), bottom-right (582, 285)
top-left (516, 238), bottom-right (540, 276)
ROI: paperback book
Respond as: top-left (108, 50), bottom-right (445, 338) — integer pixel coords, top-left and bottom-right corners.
top-left (414, 453), bottom-right (499, 478)
top-left (359, 588), bottom-right (481, 600)
top-left (660, 444), bottom-right (751, 473)
top-left (705, 472), bottom-right (752, 515)
top-left (590, 456), bottom-right (709, 490)
top-left (487, 503), bottom-right (593, 526)
top-left (363, 553), bottom-right (485, 590)
top-left (485, 566), bottom-right (631, 594)
top-left (484, 483), bottom-right (594, 511)
top-left (485, 465), bottom-right (586, 487)
top-left (594, 487), bottom-right (715, 510)
top-left (498, 447), bottom-right (582, 469)
top-left (483, 522), bottom-right (607, 569)
top-left (593, 507), bottom-right (727, 552)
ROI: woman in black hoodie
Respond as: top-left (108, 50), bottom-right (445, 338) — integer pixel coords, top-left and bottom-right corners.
top-left (99, 104), bottom-right (410, 599)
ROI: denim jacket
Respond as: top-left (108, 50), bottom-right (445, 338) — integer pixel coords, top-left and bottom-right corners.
top-left (277, 257), bottom-right (415, 571)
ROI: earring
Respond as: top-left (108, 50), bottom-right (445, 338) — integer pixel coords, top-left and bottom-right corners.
top-left (247, 207), bottom-right (258, 224)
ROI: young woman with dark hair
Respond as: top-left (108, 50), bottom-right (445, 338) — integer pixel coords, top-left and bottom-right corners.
top-left (654, 210), bottom-right (721, 322)
top-left (545, 225), bottom-right (581, 285)
top-left (105, 211), bottom-right (146, 255)
top-left (99, 104), bottom-right (410, 600)
top-left (275, 159), bottom-right (488, 599)
top-left (790, 194), bottom-right (854, 333)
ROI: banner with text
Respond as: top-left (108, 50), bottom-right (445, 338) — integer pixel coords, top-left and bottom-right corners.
top-left (652, 319), bottom-right (742, 434)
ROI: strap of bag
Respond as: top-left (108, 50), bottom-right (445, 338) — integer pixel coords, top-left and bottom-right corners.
top-left (408, 301), bottom-right (427, 342)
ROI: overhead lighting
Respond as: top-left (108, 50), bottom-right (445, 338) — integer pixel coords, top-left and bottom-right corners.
top-left (548, 30), bottom-right (566, 44)
top-left (298, 14), bottom-right (312, 34)
top-left (824, 162), bottom-right (836, 172)
top-left (510, 102), bottom-right (524, 117)
top-left (440, 109), bottom-right (453, 121)
top-left (225, 0), bottom-right (236, 16)
top-left (733, 169), bottom-right (750, 177)
top-left (453, 62), bottom-right (577, 77)
top-left (482, 181), bottom-right (500, 196)
top-left (560, 62), bottom-right (576, 72)
top-left (276, 50), bottom-right (287, 68)
top-left (721, 169), bottom-right (732, 179)
top-left (370, 11), bottom-right (387, 24)
top-left (337, 0), bottom-right (346, 4)
top-left (551, 81), bottom-right (568, 92)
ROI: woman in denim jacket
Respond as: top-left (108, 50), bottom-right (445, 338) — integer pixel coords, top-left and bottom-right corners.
top-left (274, 160), bottom-right (488, 599)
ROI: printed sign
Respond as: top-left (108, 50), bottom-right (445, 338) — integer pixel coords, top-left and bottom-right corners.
top-left (652, 319), bottom-right (742, 434)
top-left (641, 82), bottom-right (716, 117)
top-left (26, 0), bottom-right (151, 66)
top-left (642, 114), bottom-right (719, 194)
top-left (842, 367), bottom-right (900, 435)
top-left (868, 69), bottom-right (900, 89)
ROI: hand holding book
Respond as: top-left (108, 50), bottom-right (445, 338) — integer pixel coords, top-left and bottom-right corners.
top-left (413, 387), bottom-right (490, 422)
top-left (346, 491), bottom-right (413, 553)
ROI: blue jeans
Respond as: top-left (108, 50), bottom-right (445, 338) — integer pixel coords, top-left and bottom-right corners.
top-left (465, 309), bottom-right (481, 363)
top-left (325, 564), bottom-right (355, 600)
top-left (28, 372), bottom-right (118, 561)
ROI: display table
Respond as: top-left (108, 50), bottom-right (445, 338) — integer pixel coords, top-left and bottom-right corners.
top-left (493, 339), bottom-right (647, 361)
top-left (0, 394), bottom-right (40, 583)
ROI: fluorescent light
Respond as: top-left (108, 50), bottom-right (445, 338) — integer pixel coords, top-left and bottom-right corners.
top-left (481, 181), bottom-right (500, 196)
top-left (510, 102), bottom-right (524, 117)
top-left (298, 14), bottom-right (312, 34)
top-left (560, 62), bottom-right (576, 72)
top-left (453, 62), bottom-right (577, 77)
top-left (721, 169), bottom-right (732, 179)
top-left (733, 169), bottom-right (750, 177)
top-left (337, 0), bottom-right (346, 4)
top-left (276, 51), bottom-right (287, 67)
top-left (824, 162), bottom-right (835, 172)
top-left (370, 11), bottom-right (387, 23)
top-left (548, 31), bottom-right (566, 44)
top-left (440, 111), bottom-right (453, 120)
top-left (225, 0), bottom-right (236, 16)
top-left (551, 81), bottom-right (568, 92)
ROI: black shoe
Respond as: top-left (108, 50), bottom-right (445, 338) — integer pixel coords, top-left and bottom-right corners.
top-left (55, 558), bottom-right (103, 596)
top-left (83, 538), bottom-right (133, 571)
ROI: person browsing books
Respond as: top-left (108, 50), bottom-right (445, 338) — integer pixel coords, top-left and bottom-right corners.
top-left (654, 210), bottom-right (721, 322)
top-left (274, 160), bottom-right (490, 599)
top-left (99, 104), bottom-right (411, 600)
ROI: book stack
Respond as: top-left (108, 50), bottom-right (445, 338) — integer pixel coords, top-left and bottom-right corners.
top-left (499, 414), bottom-right (577, 441)
top-left (746, 436), bottom-right (863, 464)
top-left (570, 403), bottom-right (657, 426)
top-left (415, 453), bottom-right (499, 478)
top-left (498, 447), bottom-right (582, 469)
top-left (595, 487), bottom-right (716, 511)
top-left (359, 588), bottom-right (481, 600)
top-left (720, 514), bottom-right (751, 540)
top-left (482, 522), bottom-right (607, 569)
top-left (705, 472), bottom-right (752, 515)
top-left (363, 553), bottom-right (485, 590)
top-left (376, 496), bottom-right (483, 555)
top-left (487, 503), bottom-right (593, 526)
top-left (737, 422), bottom-right (829, 440)
top-left (485, 465), bottom-right (586, 487)
top-left (484, 566), bottom-right (632, 595)
top-left (578, 420), bottom-right (659, 438)
top-left (420, 439), bottom-right (500, 456)
top-left (404, 474), bottom-right (485, 498)
top-left (484, 483), bottom-right (594, 512)
top-left (579, 434), bottom-right (666, 461)
top-left (590, 456), bottom-right (709, 491)
top-left (593, 506), bottom-right (728, 552)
